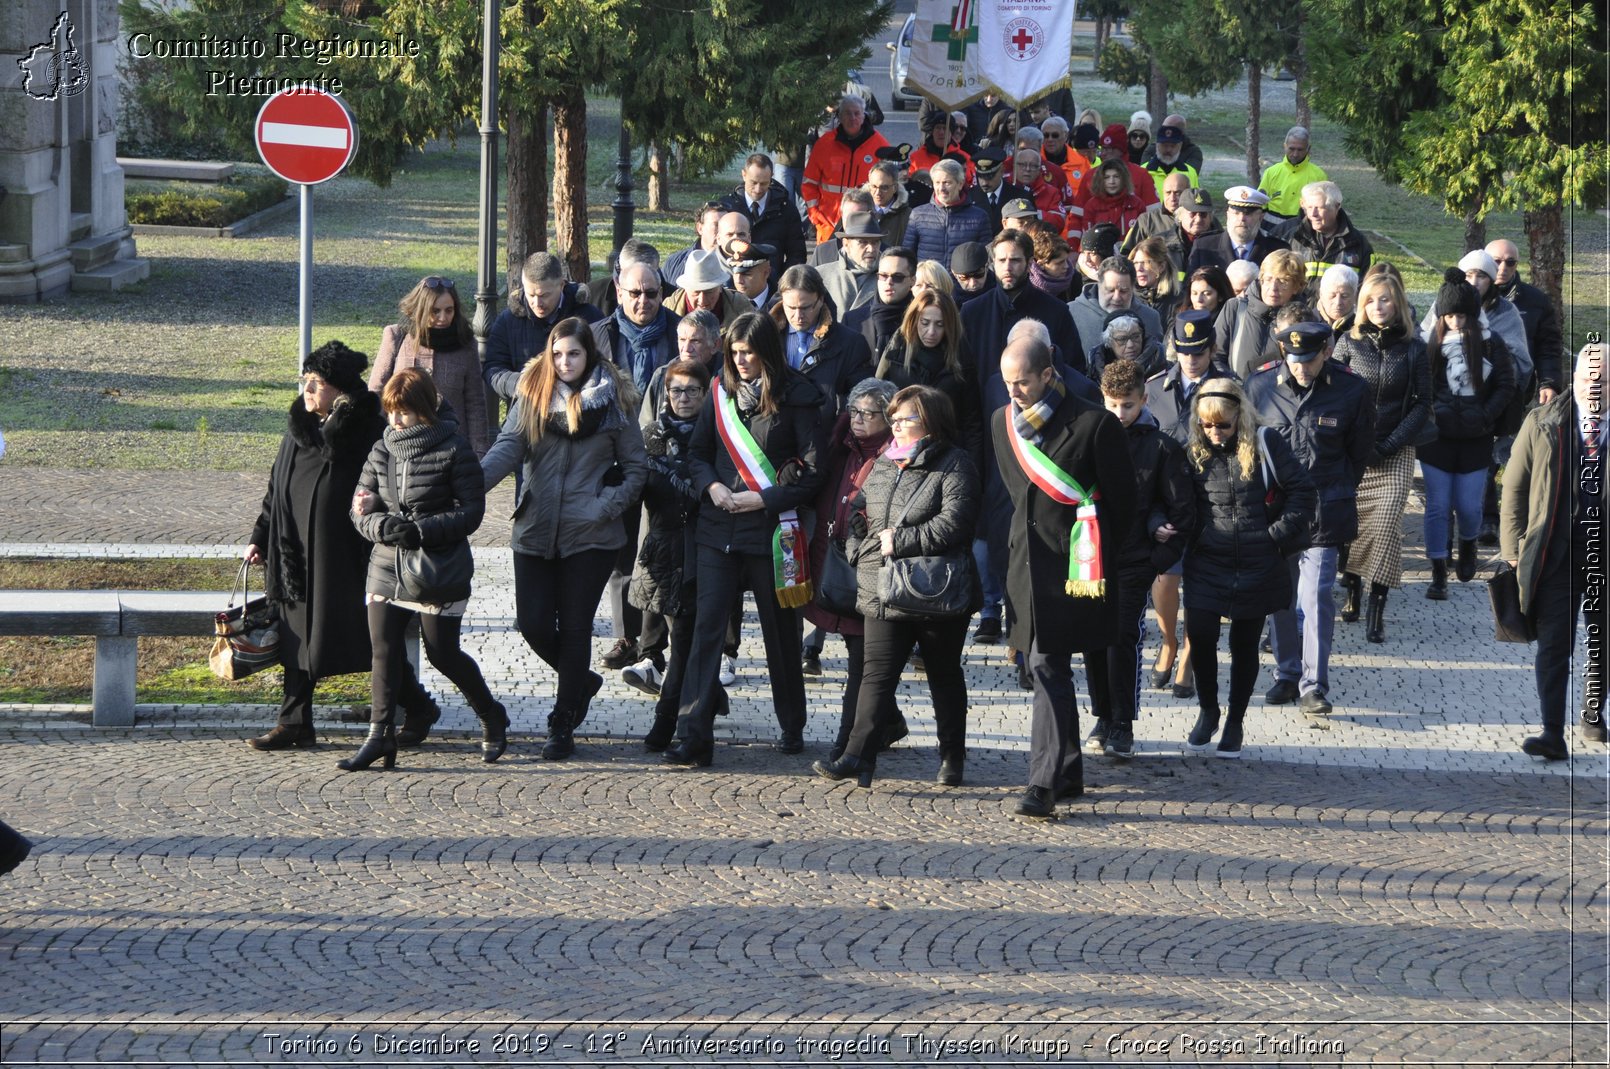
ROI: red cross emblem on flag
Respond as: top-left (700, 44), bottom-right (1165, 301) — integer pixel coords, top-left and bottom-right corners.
top-left (1003, 17), bottom-right (1044, 61)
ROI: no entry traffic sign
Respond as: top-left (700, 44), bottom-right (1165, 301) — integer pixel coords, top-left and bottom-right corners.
top-left (254, 88), bottom-right (358, 185)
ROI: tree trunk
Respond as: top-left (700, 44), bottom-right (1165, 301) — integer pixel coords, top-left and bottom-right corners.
top-left (1245, 63), bottom-right (1261, 183)
top-left (551, 86), bottom-right (591, 283)
top-left (1092, 17), bottom-right (1106, 73)
top-left (1524, 204), bottom-right (1566, 328)
top-left (1147, 57), bottom-right (1168, 121)
top-left (648, 140), bottom-right (670, 212)
top-left (1291, 16), bottom-right (1310, 128)
top-left (505, 102), bottom-right (550, 270)
top-left (1462, 208), bottom-right (1487, 254)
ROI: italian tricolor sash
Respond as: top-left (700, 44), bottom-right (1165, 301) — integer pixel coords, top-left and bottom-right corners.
top-left (1007, 423), bottom-right (1106, 597)
top-left (714, 382), bottom-right (813, 608)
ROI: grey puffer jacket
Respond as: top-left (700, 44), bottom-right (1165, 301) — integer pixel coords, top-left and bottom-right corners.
top-left (481, 363), bottom-right (649, 559)
top-left (353, 407), bottom-right (486, 602)
top-left (848, 439), bottom-right (981, 621)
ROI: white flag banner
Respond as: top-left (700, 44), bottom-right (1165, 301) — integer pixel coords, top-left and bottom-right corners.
top-left (905, 0), bottom-right (1074, 111)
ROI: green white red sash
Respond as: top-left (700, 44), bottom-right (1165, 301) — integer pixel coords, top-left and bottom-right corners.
top-left (714, 381), bottom-right (813, 608)
top-left (1007, 422), bottom-right (1106, 597)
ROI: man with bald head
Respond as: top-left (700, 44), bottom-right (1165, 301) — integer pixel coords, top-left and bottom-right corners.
top-left (1486, 238), bottom-right (1564, 404)
top-left (992, 334), bottom-right (1136, 818)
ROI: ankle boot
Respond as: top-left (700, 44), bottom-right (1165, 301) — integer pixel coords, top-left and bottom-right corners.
top-left (1365, 584), bottom-right (1388, 643)
top-left (396, 696), bottom-right (441, 748)
top-left (1215, 712), bottom-right (1245, 758)
top-left (1340, 572), bottom-right (1363, 622)
top-left (542, 708), bottom-right (576, 761)
top-left (812, 751), bottom-right (875, 788)
top-left (338, 723), bottom-right (397, 772)
top-left (1186, 706), bottom-right (1220, 751)
top-left (477, 702), bottom-right (510, 763)
top-left (643, 710), bottom-right (677, 752)
top-left (1456, 539), bottom-right (1477, 583)
top-left (1426, 559), bottom-right (1449, 600)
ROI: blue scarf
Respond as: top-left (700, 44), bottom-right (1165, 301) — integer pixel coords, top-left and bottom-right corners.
top-left (614, 308), bottom-right (667, 393)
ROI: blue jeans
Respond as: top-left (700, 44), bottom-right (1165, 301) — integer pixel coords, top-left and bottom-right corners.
top-left (775, 164), bottom-right (803, 200)
top-left (973, 537), bottom-right (1003, 619)
top-left (1421, 462), bottom-right (1486, 558)
top-left (1270, 546), bottom-right (1339, 698)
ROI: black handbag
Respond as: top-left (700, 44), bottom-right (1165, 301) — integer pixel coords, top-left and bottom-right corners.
top-left (209, 560), bottom-right (280, 680)
top-left (1487, 562), bottom-right (1536, 643)
top-left (385, 453), bottom-right (474, 604)
top-left (876, 471), bottom-right (981, 621)
top-left (814, 529), bottom-right (861, 617)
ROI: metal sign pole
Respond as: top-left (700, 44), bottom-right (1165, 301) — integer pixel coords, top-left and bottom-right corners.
top-left (298, 183), bottom-right (312, 371)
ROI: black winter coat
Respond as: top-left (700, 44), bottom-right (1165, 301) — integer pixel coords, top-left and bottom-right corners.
top-left (1333, 324), bottom-right (1432, 465)
top-left (628, 413), bottom-right (701, 618)
top-left (1115, 420), bottom-right (1196, 575)
top-left (1419, 328), bottom-right (1517, 474)
top-left (691, 372), bottom-right (827, 555)
top-left (1244, 360), bottom-right (1376, 547)
top-left (1499, 277), bottom-right (1564, 393)
top-left (769, 308), bottom-right (874, 422)
top-left (992, 394), bottom-right (1138, 656)
top-left (720, 179), bottom-right (807, 277)
top-left (353, 410), bottom-right (486, 603)
top-left (250, 391), bottom-right (384, 678)
top-left (1215, 289), bottom-right (1289, 380)
top-left (874, 335), bottom-right (985, 470)
top-left (1183, 430), bottom-right (1316, 619)
top-left (848, 440), bottom-right (981, 621)
top-left (483, 283), bottom-right (604, 400)
top-left (1144, 363), bottom-right (1234, 444)
top-left (1288, 207), bottom-right (1374, 281)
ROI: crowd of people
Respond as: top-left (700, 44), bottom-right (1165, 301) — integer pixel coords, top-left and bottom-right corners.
top-left (243, 94), bottom-right (1601, 817)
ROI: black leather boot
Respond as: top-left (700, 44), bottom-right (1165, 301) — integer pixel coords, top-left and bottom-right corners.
top-left (1456, 539), bottom-right (1477, 583)
top-left (338, 723), bottom-right (397, 771)
top-left (1186, 707), bottom-right (1220, 752)
top-left (542, 708), bottom-right (575, 761)
top-left (396, 695), bottom-right (442, 748)
top-left (1340, 572), bottom-right (1363, 622)
top-left (1365, 584), bottom-right (1388, 643)
top-left (1426, 559), bottom-right (1449, 600)
top-left (477, 702), bottom-right (509, 763)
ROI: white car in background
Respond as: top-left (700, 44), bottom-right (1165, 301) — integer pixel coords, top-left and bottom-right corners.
top-left (885, 13), bottom-right (922, 111)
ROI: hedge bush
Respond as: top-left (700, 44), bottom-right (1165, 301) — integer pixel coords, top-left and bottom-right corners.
top-left (126, 168), bottom-right (289, 228)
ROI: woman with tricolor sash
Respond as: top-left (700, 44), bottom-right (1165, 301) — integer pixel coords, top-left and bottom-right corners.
top-left (664, 312), bottom-right (827, 767)
top-left (1181, 379), bottom-right (1314, 758)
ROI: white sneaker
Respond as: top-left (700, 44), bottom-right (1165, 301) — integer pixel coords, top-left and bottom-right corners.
top-left (719, 655), bottom-right (737, 687)
top-left (621, 657), bottom-right (662, 696)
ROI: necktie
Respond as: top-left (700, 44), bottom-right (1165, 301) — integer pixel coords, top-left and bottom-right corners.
top-left (1236, 244), bottom-right (1249, 260)
top-left (1587, 415), bottom-right (1602, 460)
top-left (751, 201), bottom-right (761, 218)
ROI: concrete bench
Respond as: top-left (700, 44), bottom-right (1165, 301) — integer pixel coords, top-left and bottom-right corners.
top-left (117, 158), bottom-right (235, 182)
top-left (0, 590), bottom-right (416, 728)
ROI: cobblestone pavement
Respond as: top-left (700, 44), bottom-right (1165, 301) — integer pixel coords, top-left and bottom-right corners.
top-left (1, 466), bottom-right (1607, 1066)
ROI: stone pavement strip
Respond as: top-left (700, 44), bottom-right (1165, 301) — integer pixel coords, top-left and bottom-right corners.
top-left (0, 467), bottom-right (1606, 1066)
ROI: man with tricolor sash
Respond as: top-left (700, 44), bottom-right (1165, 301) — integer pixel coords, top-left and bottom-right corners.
top-left (991, 335), bottom-right (1136, 819)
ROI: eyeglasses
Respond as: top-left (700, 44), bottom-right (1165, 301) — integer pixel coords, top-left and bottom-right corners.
top-left (422, 276), bottom-right (455, 291)
top-left (889, 414), bottom-right (923, 427)
top-left (624, 288), bottom-right (661, 301)
top-left (1199, 421), bottom-right (1233, 430)
top-left (847, 407), bottom-right (885, 422)
top-left (877, 272), bottom-right (909, 282)
top-left (1493, 258), bottom-right (1519, 266)
top-left (667, 386), bottom-right (705, 398)
top-left (299, 375), bottom-right (330, 392)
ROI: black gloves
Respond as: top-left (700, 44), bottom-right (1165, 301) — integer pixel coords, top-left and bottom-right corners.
top-left (849, 511), bottom-right (869, 539)
top-left (378, 515), bottom-right (422, 548)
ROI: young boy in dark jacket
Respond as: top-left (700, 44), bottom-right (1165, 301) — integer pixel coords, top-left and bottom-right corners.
top-left (629, 359), bottom-right (727, 748)
top-left (1084, 359), bottom-right (1197, 758)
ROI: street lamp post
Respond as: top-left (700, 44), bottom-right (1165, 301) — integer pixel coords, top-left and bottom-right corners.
top-left (611, 105), bottom-right (634, 254)
top-left (473, 0), bottom-right (500, 429)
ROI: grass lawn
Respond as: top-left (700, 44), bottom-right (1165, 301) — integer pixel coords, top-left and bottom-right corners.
top-left (0, 558), bottom-right (367, 706)
top-left (3, 78), bottom-right (1601, 473)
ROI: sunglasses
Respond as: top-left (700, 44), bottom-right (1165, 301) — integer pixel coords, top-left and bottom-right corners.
top-left (1493, 257), bottom-right (1519, 266)
top-left (422, 276), bottom-right (456, 291)
top-left (877, 272), bottom-right (910, 283)
top-left (1199, 421), bottom-right (1234, 430)
top-left (624, 288), bottom-right (661, 300)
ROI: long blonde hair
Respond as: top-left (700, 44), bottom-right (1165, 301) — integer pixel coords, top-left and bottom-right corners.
top-left (515, 317), bottom-right (606, 442)
top-left (1187, 380), bottom-right (1259, 480)
top-left (1349, 272), bottom-right (1415, 339)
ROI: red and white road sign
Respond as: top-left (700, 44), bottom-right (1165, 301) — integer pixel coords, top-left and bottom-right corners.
top-left (254, 88), bottom-right (358, 185)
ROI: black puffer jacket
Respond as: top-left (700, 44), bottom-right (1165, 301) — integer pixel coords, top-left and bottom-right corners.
top-left (628, 413), bottom-right (701, 618)
top-left (1115, 420), bottom-right (1196, 575)
top-left (1183, 430), bottom-right (1316, 619)
top-left (848, 439), bottom-right (981, 621)
top-left (353, 406), bottom-right (486, 602)
top-left (1333, 324), bottom-right (1433, 465)
top-left (875, 335), bottom-right (985, 469)
top-left (690, 371), bottom-right (827, 555)
top-left (1419, 327), bottom-right (1516, 475)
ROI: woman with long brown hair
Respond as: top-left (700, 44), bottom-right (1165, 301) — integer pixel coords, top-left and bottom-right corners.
top-left (481, 317), bottom-right (647, 760)
top-left (370, 276), bottom-right (491, 455)
top-left (875, 288), bottom-right (982, 464)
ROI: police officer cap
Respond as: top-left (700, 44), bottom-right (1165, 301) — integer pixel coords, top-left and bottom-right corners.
top-left (1224, 185), bottom-right (1269, 210)
top-left (1278, 321), bottom-right (1332, 359)
top-left (1172, 309), bottom-right (1213, 353)
top-left (974, 147), bottom-right (1006, 178)
top-left (726, 240), bottom-right (776, 271)
top-left (874, 143), bottom-right (913, 165)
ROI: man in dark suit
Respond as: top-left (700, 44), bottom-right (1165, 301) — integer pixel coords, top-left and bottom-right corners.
top-left (993, 334), bottom-right (1136, 818)
top-left (966, 149), bottom-right (1030, 236)
top-left (719, 152), bottom-right (807, 278)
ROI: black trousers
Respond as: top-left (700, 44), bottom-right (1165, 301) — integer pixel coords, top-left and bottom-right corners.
top-left (272, 618), bottom-right (431, 729)
top-left (366, 601), bottom-right (496, 726)
top-left (514, 547), bottom-right (614, 715)
top-left (607, 505), bottom-right (644, 645)
top-left (676, 544), bottom-right (806, 747)
top-left (1533, 550), bottom-right (1603, 738)
top-left (1186, 611), bottom-right (1264, 717)
top-left (845, 615), bottom-right (969, 761)
top-left (1026, 637), bottom-right (1080, 790)
top-left (1085, 567), bottom-right (1152, 725)
top-left (652, 611), bottom-right (728, 724)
